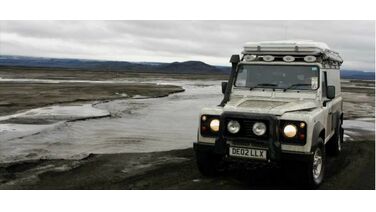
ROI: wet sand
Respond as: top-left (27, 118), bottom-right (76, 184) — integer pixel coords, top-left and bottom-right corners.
top-left (341, 79), bottom-right (375, 120)
top-left (0, 67), bottom-right (374, 189)
top-left (0, 81), bottom-right (184, 116)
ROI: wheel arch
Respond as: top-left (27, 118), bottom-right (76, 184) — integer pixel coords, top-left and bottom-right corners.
top-left (311, 121), bottom-right (325, 151)
top-left (333, 111), bottom-right (343, 131)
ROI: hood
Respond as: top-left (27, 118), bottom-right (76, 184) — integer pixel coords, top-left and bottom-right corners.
top-left (224, 98), bottom-right (319, 116)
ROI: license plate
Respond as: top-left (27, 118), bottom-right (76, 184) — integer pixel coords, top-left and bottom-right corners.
top-left (229, 147), bottom-right (267, 160)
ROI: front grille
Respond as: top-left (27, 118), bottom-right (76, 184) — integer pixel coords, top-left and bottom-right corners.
top-left (223, 118), bottom-right (270, 140)
top-left (220, 112), bottom-right (280, 161)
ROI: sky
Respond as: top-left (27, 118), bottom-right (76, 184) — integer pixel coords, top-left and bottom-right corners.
top-left (0, 20), bottom-right (374, 71)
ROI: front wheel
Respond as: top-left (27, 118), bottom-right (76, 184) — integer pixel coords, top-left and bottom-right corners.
top-left (303, 141), bottom-right (326, 188)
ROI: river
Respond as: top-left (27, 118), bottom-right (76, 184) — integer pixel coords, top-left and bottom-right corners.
top-left (0, 79), bottom-right (222, 163)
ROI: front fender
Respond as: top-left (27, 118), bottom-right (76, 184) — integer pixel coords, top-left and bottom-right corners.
top-left (311, 121), bottom-right (325, 151)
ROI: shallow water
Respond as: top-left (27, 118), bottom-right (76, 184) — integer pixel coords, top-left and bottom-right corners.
top-left (0, 104), bottom-right (110, 142)
top-left (342, 119), bottom-right (375, 141)
top-left (0, 79), bottom-right (222, 163)
top-left (343, 119), bottom-right (375, 131)
top-left (0, 104), bottom-right (110, 122)
top-left (0, 77), bottom-right (136, 84)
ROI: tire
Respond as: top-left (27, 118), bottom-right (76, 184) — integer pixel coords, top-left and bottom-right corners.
top-left (195, 150), bottom-right (224, 177)
top-left (282, 139), bottom-right (326, 188)
top-left (327, 118), bottom-right (343, 156)
top-left (303, 140), bottom-right (326, 188)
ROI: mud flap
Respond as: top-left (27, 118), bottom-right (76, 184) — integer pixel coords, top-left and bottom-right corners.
top-left (214, 137), bottom-right (227, 155)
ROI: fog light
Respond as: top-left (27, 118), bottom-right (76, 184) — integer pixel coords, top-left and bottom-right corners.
top-left (304, 55), bottom-right (316, 62)
top-left (252, 122), bottom-right (266, 136)
top-left (283, 124), bottom-right (297, 138)
top-left (283, 55), bottom-right (295, 62)
top-left (244, 55), bottom-right (257, 61)
top-left (227, 120), bottom-right (240, 134)
top-left (263, 55), bottom-right (275, 62)
top-left (209, 119), bottom-right (220, 132)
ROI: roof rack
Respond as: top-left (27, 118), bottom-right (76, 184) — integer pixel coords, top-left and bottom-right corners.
top-left (242, 40), bottom-right (343, 64)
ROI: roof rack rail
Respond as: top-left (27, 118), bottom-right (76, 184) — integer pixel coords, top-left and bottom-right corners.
top-left (242, 40), bottom-right (343, 64)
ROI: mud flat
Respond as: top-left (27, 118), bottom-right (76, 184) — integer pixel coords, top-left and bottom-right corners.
top-left (0, 67), bottom-right (374, 190)
top-left (341, 79), bottom-right (375, 120)
top-left (0, 66), bottom-right (228, 81)
top-left (0, 81), bottom-right (184, 116)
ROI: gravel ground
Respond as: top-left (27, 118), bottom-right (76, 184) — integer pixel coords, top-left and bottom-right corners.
top-left (0, 140), bottom-right (373, 190)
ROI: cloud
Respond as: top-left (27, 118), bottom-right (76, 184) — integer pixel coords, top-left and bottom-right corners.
top-left (0, 20), bottom-right (374, 71)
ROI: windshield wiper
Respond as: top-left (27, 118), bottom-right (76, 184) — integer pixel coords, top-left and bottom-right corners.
top-left (283, 83), bottom-right (311, 92)
top-left (249, 83), bottom-right (278, 90)
top-left (249, 83), bottom-right (278, 91)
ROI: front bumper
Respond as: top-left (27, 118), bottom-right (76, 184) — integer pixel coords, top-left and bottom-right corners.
top-left (214, 112), bottom-right (281, 161)
top-left (193, 142), bottom-right (215, 152)
top-left (194, 142), bottom-right (312, 163)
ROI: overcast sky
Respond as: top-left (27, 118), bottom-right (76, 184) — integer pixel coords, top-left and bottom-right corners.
top-left (0, 21), bottom-right (374, 71)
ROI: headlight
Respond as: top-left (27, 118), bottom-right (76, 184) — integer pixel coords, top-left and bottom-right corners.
top-left (283, 124), bottom-right (297, 138)
top-left (227, 120), bottom-right (240, 134)
top-left (209, 119), bottom-right (220, 132)
top-left (200, 115), bottom-right (221, 137)
top-left (252, 122), bottom-right (266, 136)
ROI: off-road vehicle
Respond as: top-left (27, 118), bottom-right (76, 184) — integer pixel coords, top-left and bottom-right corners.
top-left (193, 40), bottom-right (344, 187)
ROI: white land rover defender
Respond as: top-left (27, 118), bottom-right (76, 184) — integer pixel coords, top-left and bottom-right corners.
top-left (193, 40), bottom-right (344, 187)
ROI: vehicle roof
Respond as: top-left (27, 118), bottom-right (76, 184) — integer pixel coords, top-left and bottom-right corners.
top-left (244, 40), bottom-right (330, 50)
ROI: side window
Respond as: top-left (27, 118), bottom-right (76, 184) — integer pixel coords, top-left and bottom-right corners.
top-left (322, 71), bottom-right (328, 98)
top-left (235, 67), bottom-right (247, 86)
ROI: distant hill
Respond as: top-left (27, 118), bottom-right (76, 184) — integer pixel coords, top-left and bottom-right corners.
top-left (0, 55), bottom-right (228, 75)
top-left (157, 61), bottom-right (225, 73)
top-left (340, 70), bottom-right (375, 80)
top-left (0, 55), bottom-right (374, 79)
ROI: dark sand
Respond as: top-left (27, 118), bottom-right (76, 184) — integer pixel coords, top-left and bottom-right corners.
top-left (0, 140), bottom-right (373, 190)
top-left (0, 66), bottom-right (228, 81)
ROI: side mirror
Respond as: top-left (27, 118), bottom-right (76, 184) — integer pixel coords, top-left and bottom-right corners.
top-left (221, 82), bottom-right (228, 94)
top-left (327, 86), bottom-right (335, 99)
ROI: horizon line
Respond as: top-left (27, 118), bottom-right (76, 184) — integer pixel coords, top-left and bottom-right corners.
top-left (0, 54), bottom-right (374, 72)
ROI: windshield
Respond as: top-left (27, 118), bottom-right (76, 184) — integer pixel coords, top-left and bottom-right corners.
top-left (235, 64), bottom-right (319, 90)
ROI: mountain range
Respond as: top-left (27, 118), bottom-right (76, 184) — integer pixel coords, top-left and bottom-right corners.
top-left (0, 55), bottom-right (228, 75)
top-left (0, 55), bottom-right (374, 80)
